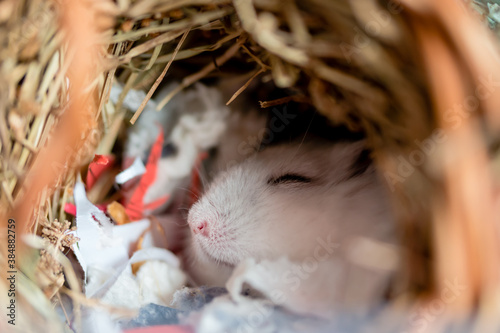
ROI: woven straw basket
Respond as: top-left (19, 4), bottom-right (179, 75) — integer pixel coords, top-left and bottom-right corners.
top-left (1, 0), bottom-right (500, 331)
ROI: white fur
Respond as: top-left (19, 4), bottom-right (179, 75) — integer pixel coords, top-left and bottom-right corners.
top-left (186, 140), bottom-right (396, 292)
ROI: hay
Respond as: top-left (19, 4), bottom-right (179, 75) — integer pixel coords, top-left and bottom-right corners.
top-left (1, 0), bottom-right (500, 331)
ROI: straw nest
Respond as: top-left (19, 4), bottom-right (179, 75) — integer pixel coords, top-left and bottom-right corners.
top-left (2, 0), bottom-right (500, 331)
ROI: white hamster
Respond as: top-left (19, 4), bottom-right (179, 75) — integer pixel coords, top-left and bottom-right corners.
top-left (185, 139), bottom-right (396, 289)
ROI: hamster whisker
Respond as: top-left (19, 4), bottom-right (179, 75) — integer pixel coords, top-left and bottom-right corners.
top-left (192, 162), bottom-right (209, 190)
top-left (286, 111), bottom-right (317, 164)
top-left (176, 186), bottom-right (201, 201)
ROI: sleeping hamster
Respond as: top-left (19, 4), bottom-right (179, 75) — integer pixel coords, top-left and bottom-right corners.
top-left (184, 139), bottom-right (396, 291)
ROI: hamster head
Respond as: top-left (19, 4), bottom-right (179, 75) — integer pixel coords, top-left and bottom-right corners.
top-left (187, 140), bottom-right (394, 283)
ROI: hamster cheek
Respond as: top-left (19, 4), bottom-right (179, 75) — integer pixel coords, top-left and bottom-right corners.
top-left (262, 200), bottom-right (337, 261)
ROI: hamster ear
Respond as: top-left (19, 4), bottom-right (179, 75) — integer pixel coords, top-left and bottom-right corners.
top-left (347, 145), bottom-right (373, 179)
top-left (328, 140), bottom-right (373, 180)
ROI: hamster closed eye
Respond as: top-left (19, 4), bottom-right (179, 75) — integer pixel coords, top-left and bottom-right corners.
top-left (184, 140), bottom-right (396, 287)
top-left (267, 173), bottom-right (313, 185)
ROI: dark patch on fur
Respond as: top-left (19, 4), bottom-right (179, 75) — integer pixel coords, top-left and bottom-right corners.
top-left (347, 148), bottom-right (372, 180)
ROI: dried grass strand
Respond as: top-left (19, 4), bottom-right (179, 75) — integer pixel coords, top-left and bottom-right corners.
top-left (156, 38), bottom-right (243, 109)
top-left (131, 28), bottom-right (190, 124)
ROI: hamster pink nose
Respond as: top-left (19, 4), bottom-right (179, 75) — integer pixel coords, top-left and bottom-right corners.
top-left (192, 220), bottom-right (209, 236)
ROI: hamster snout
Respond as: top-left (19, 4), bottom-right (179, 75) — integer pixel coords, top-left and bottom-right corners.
top-left (186, 141), bottom-right (395, 286)
top-left (191, 220), bottom-right (208, 236)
